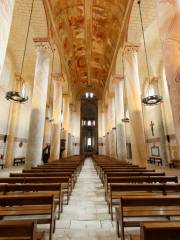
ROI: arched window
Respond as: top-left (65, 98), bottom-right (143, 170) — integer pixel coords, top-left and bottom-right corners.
top-left (87, 138), bottom-right (91, 146)
top-left (90, 92), bottom-right (94, 98)
top-left (88, 120), bottom-right (91, 126)
top-left (85, 92), bottom-right (94, 98)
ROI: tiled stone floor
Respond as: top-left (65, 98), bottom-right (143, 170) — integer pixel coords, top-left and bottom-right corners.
top-left (53, 158), bottom-right (119, 240)
top-left (1, 159), bottom-right (180, 239)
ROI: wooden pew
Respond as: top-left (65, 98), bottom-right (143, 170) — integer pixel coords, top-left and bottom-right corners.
top-left (0, 183), bottom-right (63, 219)
top-left (22, 168), bottom-right (77, 187)
top-left (104, 171), bottom-right (165, 185)
top-left (0, 220), bottom-right (44, 240)
top-left (0, 177), bottom-right (71, 204)
top-left (13, 157), bottom-right (25, 166)
top-left (105, 175), bottom-right (178, 206)
top-left (108, 182), bottom-right (180, 220)
top-left (0, 194), bottom-right (57, 240)
top-left (31, 166), bottom-right (81, 180)
top-left (100, 168), bottom-right (155, 183)
top-left (115, 195), bottom-right (180, 240)
top-left (102, 171), bottom-right (164, 185)
top-left (41, 161), bottom-right (83, 174)
top-left (140, 221), bottom-right (180, 240)
top-left (10, 173), bottom-right (72, 195)
top-left (10, 173), bottom-right (72, 199)
top-left (98, 166), bottom-right (146, 177)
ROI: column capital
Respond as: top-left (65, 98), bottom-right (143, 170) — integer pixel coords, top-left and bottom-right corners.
top-left (14, 74), bottom-right (24, 91)
top-left (63, 93), bottom-right (70, 99)
top-left (51, 73), bottom-right (64, 82)
top-left (102, 104), bottom-right (108, 112)
top-left (33, 38), bottom-right (51, 53)
top-left (14, 73), bottom-right (24, 82)
top-left (123, 43), bottom-right (140, 55)
top-left (69, 103), bottom-right (76, 112)
top-left (108, 91), bottom-right (115, 99)
top-left (150, 76), bottom-right (160, 83)
top-left (113, 74), bottom-right (124, 83)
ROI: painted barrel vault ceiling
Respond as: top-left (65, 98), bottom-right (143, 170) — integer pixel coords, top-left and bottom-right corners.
top-left (47, 0), bottom-right (133, 98)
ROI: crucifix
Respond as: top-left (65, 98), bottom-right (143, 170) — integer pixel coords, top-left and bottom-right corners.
top-left (150, 121), bottom-right (155, 136)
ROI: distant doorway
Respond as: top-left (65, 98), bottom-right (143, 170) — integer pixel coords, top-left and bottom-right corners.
top-left (80, 93), bottom-right (98, 155)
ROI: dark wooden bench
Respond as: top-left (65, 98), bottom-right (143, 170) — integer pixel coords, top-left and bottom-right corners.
top-left (108, 182), bottom-right (180, 220)
top-left (23, 169), bottom-right (76, 187)
top-left (32, 166), bottom-right (80, 180)
top-left (105, 175), bottom-right (178, 207)
top-left (0, 183), bottom-right (63, 219)
top-left (103, 171), bottom-right (165, 185)
top-left (149, 156), bottom-right (163, 166)
top-left (0, 177), bottom-right (70, 204)
top-left (10, 173), bottom-right (72, 200)
top-left (100, 168), bottom-right (155, 183)
top-left (0, 220), bottom-right (44, 240)
top-left (0, 194), bottom-right (57, 240)
top-left (13, 157), bottom-right (25, 166)
top-left (169, 160), bottom-right (180, 168)
top-left (115, 195), bottom-right (180, 240)
top-left (140, 221), bottom-right (180, 240)
top-left (38, 163), bottom-right (83, 175)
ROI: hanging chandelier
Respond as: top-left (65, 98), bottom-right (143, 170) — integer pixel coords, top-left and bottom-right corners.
top-left (138, 0), bottom-right (162, 105)
top-left (5, 0), bottom-right (35, 103)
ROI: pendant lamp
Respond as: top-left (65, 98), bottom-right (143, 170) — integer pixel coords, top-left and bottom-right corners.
top-left (5, 0), bottom-right (35, 103)
top-left (138, 0), bottom-right (162, 105)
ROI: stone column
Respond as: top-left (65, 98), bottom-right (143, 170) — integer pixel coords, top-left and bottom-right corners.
top-left (124, 43), bottom-right (147, 167)
top-left (109, 96), bottom-right (117, 158)
top-left (114, 75), bottom-right (127, 161)
top-left (103, 105), bottom-right (109, 156)
top-left (68, 103), bottom-right (75, 156)
top-left (62, 94), bottom-right (70, 157)
top-left (49, 74), bottom-right (63, 161)
top-left (98, 100), bottom-right (103, 154)
top-left (101, 106), bottom-right (106, 155)
top-left (5, 74), bottom-right (21, 167)
top-left (26, 40), bottom-right (51, 169)
top-left (156, 1), bottom-right (180, 159)
top-left (0, 0), bottom-right (15, 78)
top-left (43, 105), bottom-right (52, 146)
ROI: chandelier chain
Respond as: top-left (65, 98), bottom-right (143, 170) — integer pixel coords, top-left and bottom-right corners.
top-left (20, 0), bottom-right (35, 79)
top-left (137, 0), bottom-right (151, 93)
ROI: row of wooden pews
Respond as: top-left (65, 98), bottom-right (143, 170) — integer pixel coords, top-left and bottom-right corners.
top-left (0, 155), bottom-right (84, 240)
top-left (93, 155), bottom-right (180, 240)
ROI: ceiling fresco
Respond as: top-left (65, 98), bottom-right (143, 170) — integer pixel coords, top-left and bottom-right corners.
top-left (48, 0), bottom-right (132, 97)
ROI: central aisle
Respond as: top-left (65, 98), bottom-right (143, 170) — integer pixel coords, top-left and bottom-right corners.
top-left (54, 158), bottom-right (118, 240)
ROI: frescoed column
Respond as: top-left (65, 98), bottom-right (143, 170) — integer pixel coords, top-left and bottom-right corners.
top-left (26, 39), bottom-right (51, 169)
top-left (124, 43), bottom-right (147, 167)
